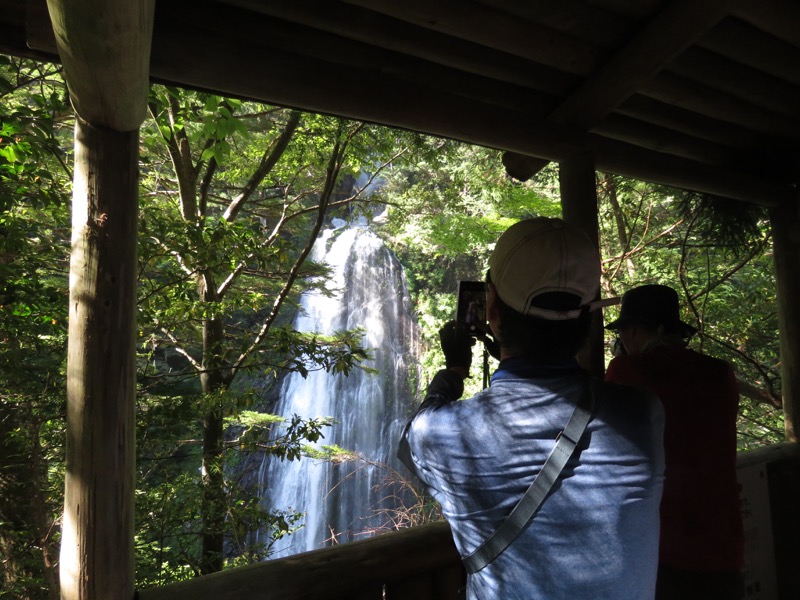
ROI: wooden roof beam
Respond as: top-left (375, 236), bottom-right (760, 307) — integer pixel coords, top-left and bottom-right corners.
top-left (545, 0), bottom-right (738, 128)
top-left (226, 0), bottom-right (576, 96)
top-left (148, 15), bottom-right (790, 206)
top-left (666, 45), bottom-right (800, 118)
top-left (24, 0), bottom-right (796, 165)
top-left (148, 21), bottom-right (581, 157)
top-left (20, 0), bottom-right (792, 206)
top-left (17, 0), bottom-right (794, 204)
top-left (592, 114), bottom-right (738, 166)
top-left (43, 0), bottom-right (153, 131)
top-left (238, 0), bottom-right (800, 153)
top-left (590, 136), bottom-right (789, 207)
top-left (698, 18), bottom-right (800, 85)
top-left (341, 0), bottom-right (601, 75)
top-left (641, 72), bottom-right (800, 138)
top-left (618, 96), bottom-right (762, 150)
top-left (502, 0), bottom-right (737, 180)
top-left (184, 2), bottom-right (796, 169)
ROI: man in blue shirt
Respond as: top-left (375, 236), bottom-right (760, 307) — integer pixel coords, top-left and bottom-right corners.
top-left (399, 218), bottom-right (665, 599)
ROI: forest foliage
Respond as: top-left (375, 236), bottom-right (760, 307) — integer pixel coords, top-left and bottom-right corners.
top-left (0, 55), bottom-right (785, 597)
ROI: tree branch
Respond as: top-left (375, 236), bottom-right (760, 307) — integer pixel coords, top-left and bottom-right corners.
top-left (700, 329), bottom-right (782, 409)
top-left (223, 111), bottom-right (301, 223)
top-left (160, 328), bottom-right (201, 372)
top-left (688, 234), bottom-right (771, 301)
top-left (228, 130), bottom-right (351, 379)
top-left (216, 137), bottom-right (400, 299)
top-left (198, 156), bottom-right (218, 221)
top-left (149, 96), bottom-right (198, 222)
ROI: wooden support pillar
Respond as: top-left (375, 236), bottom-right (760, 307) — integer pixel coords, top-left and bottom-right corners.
top-left (42, 2), bottom-right (154, 598)
top-left (59, 116), bottom-right (139, 600)
top-left (770, 196), bottom-right (800, 442)
top-left (559, 152), bottom-right (604, 377)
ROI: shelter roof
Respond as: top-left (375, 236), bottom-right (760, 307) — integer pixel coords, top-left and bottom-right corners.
top-left (2, 0), bottom-right (799, 205)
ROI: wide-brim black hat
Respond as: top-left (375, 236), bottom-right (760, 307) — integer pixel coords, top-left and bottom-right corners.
top-left (605, 284), bottom-right (698, 337)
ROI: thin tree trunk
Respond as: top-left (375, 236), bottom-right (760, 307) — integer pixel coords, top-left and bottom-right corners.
top-left (603, 173), bottom-right (637, 280)
top-left (200, 408), bottom-right (226, 574)
top-left (199, 314), bottom-right (227, 575)
top-left (30, 419), bottom-right (60, 600)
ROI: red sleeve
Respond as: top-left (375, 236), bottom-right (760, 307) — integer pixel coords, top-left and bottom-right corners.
top-left (605, 355), bottom-right (645, 386)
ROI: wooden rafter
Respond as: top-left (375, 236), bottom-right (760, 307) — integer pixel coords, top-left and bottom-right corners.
top-left (501, 0), bottom-right (737, 179)
top-left (228, 0), bottom-right (574, 94)
top-left (732, 0), bottom-right (800, 48)
top-left (342, 0), bottom-right (602, 75)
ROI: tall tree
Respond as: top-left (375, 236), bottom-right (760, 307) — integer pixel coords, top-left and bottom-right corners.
top-left (138, 87), bottom-right (415, 574)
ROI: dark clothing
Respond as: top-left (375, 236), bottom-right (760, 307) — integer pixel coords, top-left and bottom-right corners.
top-left (656, 566), bottom-right (745, 600)
top-left (606, 345), bottom-right (744, 578)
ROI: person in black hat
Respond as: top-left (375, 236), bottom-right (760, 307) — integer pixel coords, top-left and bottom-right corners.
top-left (605, 284), bottom-right (744, 600)
top-left (399, 219), bottom-right (665, 600)
top-left (606, 284), bottom-right (697, 354)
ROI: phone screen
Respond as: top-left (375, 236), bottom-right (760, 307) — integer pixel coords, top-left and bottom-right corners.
top-left (456, 281), bottom-right (487, 336)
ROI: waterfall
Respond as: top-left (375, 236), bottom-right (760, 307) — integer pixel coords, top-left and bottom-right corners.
top-left (259, 221), bottom-right (419, 557)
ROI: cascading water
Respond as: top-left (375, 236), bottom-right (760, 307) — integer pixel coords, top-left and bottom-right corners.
top-left (258, 220), bottom-right (419, 557)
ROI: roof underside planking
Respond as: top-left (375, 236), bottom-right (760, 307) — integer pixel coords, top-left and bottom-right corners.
top-left (2, 0), bottom-right (799, 207)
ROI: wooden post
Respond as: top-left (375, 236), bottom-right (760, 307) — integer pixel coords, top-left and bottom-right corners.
top-left (59, 116), bottom-right (139, 600)
top-left (42, 2), bottom-right (154, 598)
top-left (559, 152), bottom-right (604, 377)
top-left (770, 196), bottom-right (800, 442)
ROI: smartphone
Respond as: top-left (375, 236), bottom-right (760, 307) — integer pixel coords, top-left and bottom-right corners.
top-left (456, 280), bottom-right (487, 336)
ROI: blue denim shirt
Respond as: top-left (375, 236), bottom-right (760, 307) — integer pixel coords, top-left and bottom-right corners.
top-left (400, 360), bottom-right (664, 599)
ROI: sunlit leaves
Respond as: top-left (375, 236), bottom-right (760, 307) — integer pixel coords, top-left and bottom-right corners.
top-left (228, 411), bottom-right (334, 461)
top-left (0, 56), bottom-right (70, 598)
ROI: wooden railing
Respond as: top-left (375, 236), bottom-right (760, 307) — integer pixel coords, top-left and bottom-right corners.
top-left (137, 445), bottom-right (800, 600)
top-left (136, 521), bottom-right (465, 600)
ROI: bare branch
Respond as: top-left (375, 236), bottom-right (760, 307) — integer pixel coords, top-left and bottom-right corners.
top-left (223, 111), bottom-right (301, 223)
top-left (737, 378), bottom-right (782, 409)
top-left (688, 234), bottom-right (771, 301)
top-left (700, 329), bottom-right (782, 409)
top-left (229, 131), bottom-right (350, 376)
top-left (218, 124), bottom-right (383, 299)
top-left (601, 220), bottom-right (682, 269)
top-left (147, 236), bottom-right (194, 277)
top-left (160, 328), bottom-right (201, 372)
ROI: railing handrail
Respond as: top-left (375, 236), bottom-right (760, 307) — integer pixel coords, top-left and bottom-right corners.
top-left (138, 444), bottom-right (800, 599)
top-left (137, 521), bottom-right (462, 600)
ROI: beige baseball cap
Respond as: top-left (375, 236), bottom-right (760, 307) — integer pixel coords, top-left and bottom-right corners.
top-left (488, 217), bottom-right (602, 320)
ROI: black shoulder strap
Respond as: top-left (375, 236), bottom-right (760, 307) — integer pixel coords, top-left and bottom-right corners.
top-left (461, 378), bottom-right (596, 574)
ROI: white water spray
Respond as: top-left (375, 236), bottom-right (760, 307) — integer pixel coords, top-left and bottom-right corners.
top-left (259, 221), bottom-right (419, 557)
